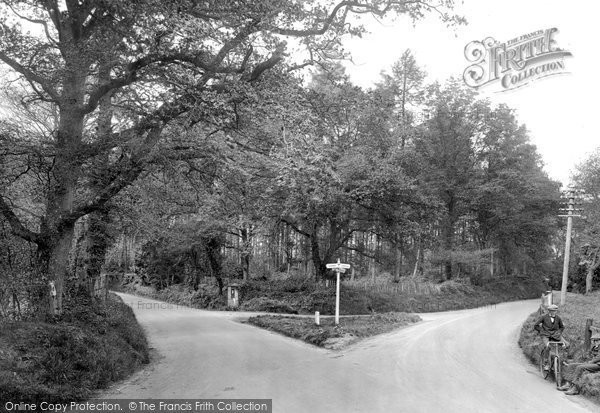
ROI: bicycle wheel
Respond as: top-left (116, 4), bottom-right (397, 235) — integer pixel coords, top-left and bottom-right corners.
top-left (554, 355), bottom-right (562, 388)
top-left (539, 351), bottom-right (550, 379)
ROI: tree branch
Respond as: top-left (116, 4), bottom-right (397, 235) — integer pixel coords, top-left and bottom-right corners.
top-left (5, 2), bottom-right (59, 45)
top-left (247, 43), bottom-right (286, 82)
top-left (0, 52), bottom-right (60, 101)
top-left (341, 244), bottom-right (377, 260)
top-left (68, 91), bottom-right (195, 222)
top-left (83, 49), bottom-right (252, 114)
top-left (280, 217), bottom-right (312, 238)
top-left (271, 1), bottom-right (448, 37)
top-left (84, 19), bottom-right (263, 114)
top-left (0, 196), bottom-right (41, 244)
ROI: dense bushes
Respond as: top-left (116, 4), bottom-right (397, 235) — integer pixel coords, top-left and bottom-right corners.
top-left (121, 283), bottom-right (226, 310)
top-left (0, 293), bottom-right (149, 404)
top-left (122, 274), bottom-right (543, 316)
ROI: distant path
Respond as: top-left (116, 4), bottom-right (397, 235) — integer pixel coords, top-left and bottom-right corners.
top-left (98, 293), bottom-right (600, 413)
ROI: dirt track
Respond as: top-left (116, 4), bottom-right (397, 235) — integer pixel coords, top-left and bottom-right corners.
top-left (99, 293), bottom-right (600, 413)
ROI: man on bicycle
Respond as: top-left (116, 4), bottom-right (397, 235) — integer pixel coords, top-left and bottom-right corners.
top-left (533, 304), bottom-right (569, 370)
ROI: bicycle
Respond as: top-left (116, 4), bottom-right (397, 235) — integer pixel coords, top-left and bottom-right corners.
top-left (539, 340), bottom-right (566, 388)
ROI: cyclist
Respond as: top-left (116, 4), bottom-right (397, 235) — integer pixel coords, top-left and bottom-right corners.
top-left (533, 304), bottom-right (569, 370)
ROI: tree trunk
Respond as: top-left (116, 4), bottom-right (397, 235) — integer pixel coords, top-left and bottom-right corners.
top-left (310, 224), bottom-right (326, 281)
top-left (75, 210), bottom-right (109, 298)
top-left (240, 227), bottom-right (251, 280)
top-left (206, 236), bottom-right (224, 294)
top-left (412, 245), bottom-right (421, 278)
top-left (586, 250), bottom-right (600, 294)
top-left (82, 64), bottom-right (113, 300)
top-left (394, 243), bottom-right (402, 282)
top-left (37, 224), bottom-right (76, 317)
top-left (38, 87), bottom-right (86, 315)
top-left (443, 196), bottom-right (456, 280)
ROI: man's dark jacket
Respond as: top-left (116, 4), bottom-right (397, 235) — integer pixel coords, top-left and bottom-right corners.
top-left (533, 314), bottom-right (564, 340)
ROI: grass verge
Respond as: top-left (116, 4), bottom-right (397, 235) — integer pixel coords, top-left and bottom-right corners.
top-left (246, 312), bottom-right (421, 349)
top-left (518, 291), bottom-right (600, 404)
top-left (118, 276), bottom-right (543, 316)
top-left (0, 293), bottom-right (149, 405)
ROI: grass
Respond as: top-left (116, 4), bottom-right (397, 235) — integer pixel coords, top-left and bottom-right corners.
top-left (0, 292), bottom-right (149, 405)
top-left (119, 283), bottom-right (227, 310)
top-left (246, 312), bottom-right (422, 349)
top-left (239, 276), bottom-right (544, 315)
top-left (118, 275), bottom-right (544, 315)
top-left (518, 291), bottom-right (600, 404)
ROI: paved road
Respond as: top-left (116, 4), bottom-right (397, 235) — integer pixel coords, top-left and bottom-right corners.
top-left (99, 293), bottom-right (600, 413)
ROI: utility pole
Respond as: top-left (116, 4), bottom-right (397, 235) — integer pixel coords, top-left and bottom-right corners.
top-left (558, 188), bottom-right (584, 305)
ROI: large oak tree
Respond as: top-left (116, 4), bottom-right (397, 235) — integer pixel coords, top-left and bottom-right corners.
top-left (0, 0), bottom-right (459, 315)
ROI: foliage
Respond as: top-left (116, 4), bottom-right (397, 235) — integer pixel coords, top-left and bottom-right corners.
top-left (0, 0), bottom-right (562, 319)
top-left (110, 71), bottom-right (561, 299)
top-left (572, 148), bottom-right (600, 293)
top-left (413, 80), bottom-right (560, 281)
top-left (125, 272), bottom-right (542, 317)
top-left (0, 293), bottom-right (149, 403)
top-left (0, 0), bottom-right (461, 315)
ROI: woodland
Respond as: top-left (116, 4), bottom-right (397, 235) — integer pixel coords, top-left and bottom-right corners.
top-left (0, 0), bottom-right (598, 320)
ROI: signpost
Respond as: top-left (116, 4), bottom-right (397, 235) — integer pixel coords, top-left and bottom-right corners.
top-left (326, 259), bottom-right (351, 325)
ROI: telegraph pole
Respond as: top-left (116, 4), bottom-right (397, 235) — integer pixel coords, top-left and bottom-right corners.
top-left (558, 188), bottom-right (584, 305)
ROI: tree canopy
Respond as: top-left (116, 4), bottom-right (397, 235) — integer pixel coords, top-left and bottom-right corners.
top-left (0, 0), bottom-right (568, 319)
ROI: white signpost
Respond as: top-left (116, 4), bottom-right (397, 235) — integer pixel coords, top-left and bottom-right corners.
top-left (326, 258), bottom-right (351, 325)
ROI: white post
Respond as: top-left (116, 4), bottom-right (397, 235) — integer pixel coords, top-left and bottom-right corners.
top-left (315, 311), bottom-right (320, 326)
top-left (335, 270), bottom-right (340, 325)
top-left (326, 258), bottom-right (350, 326)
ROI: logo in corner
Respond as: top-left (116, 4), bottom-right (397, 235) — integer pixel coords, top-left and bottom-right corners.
top-left (463, 28), bottom-right (572, 91)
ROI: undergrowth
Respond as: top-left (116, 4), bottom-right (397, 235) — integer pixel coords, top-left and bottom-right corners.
top-left (120, 275), bottom-right (543, 315)
top-left (0, 293), bottom-right (149, 405)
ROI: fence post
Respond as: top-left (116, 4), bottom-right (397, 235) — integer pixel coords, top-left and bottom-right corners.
top-left (585, 318), bottom-right (594, 352)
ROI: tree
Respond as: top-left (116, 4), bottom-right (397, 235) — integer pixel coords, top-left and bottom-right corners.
top-left (471, 103), bottom-right (560, 277)
top-left (374, 51), bottom-right (427, 278)
top-left (413, 80), bottom-right (559, 281)
top-left (415, 80), bottom-right (478, 280)
top-left (573, 149), bottom-right (600, 293)
top-left (0, 0), bottom-right (459, 316)
top-left (266, 65), bottom-right (429, 280)
top-left (377, 49), bottom-right (426, 147)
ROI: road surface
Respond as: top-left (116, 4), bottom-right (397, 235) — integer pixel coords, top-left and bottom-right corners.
top-left (99, 293), bottom-right (600, 413)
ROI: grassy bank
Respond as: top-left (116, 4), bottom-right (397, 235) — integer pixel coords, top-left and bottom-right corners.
top-left (119, 275), bottom-right (544, 315)
top-left (247, 313), bottom-right (421, 349)
top-left (518, 291), bottom-right (600, 403)
top-left (0, 293), bottom-right (149, 405)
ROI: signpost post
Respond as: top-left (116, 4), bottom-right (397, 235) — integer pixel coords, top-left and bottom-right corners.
top-left (326, 259), bottom-right (351, 325)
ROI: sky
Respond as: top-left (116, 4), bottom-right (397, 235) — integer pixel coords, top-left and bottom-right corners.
top-left (338, 0), bottom-right (599, 186)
